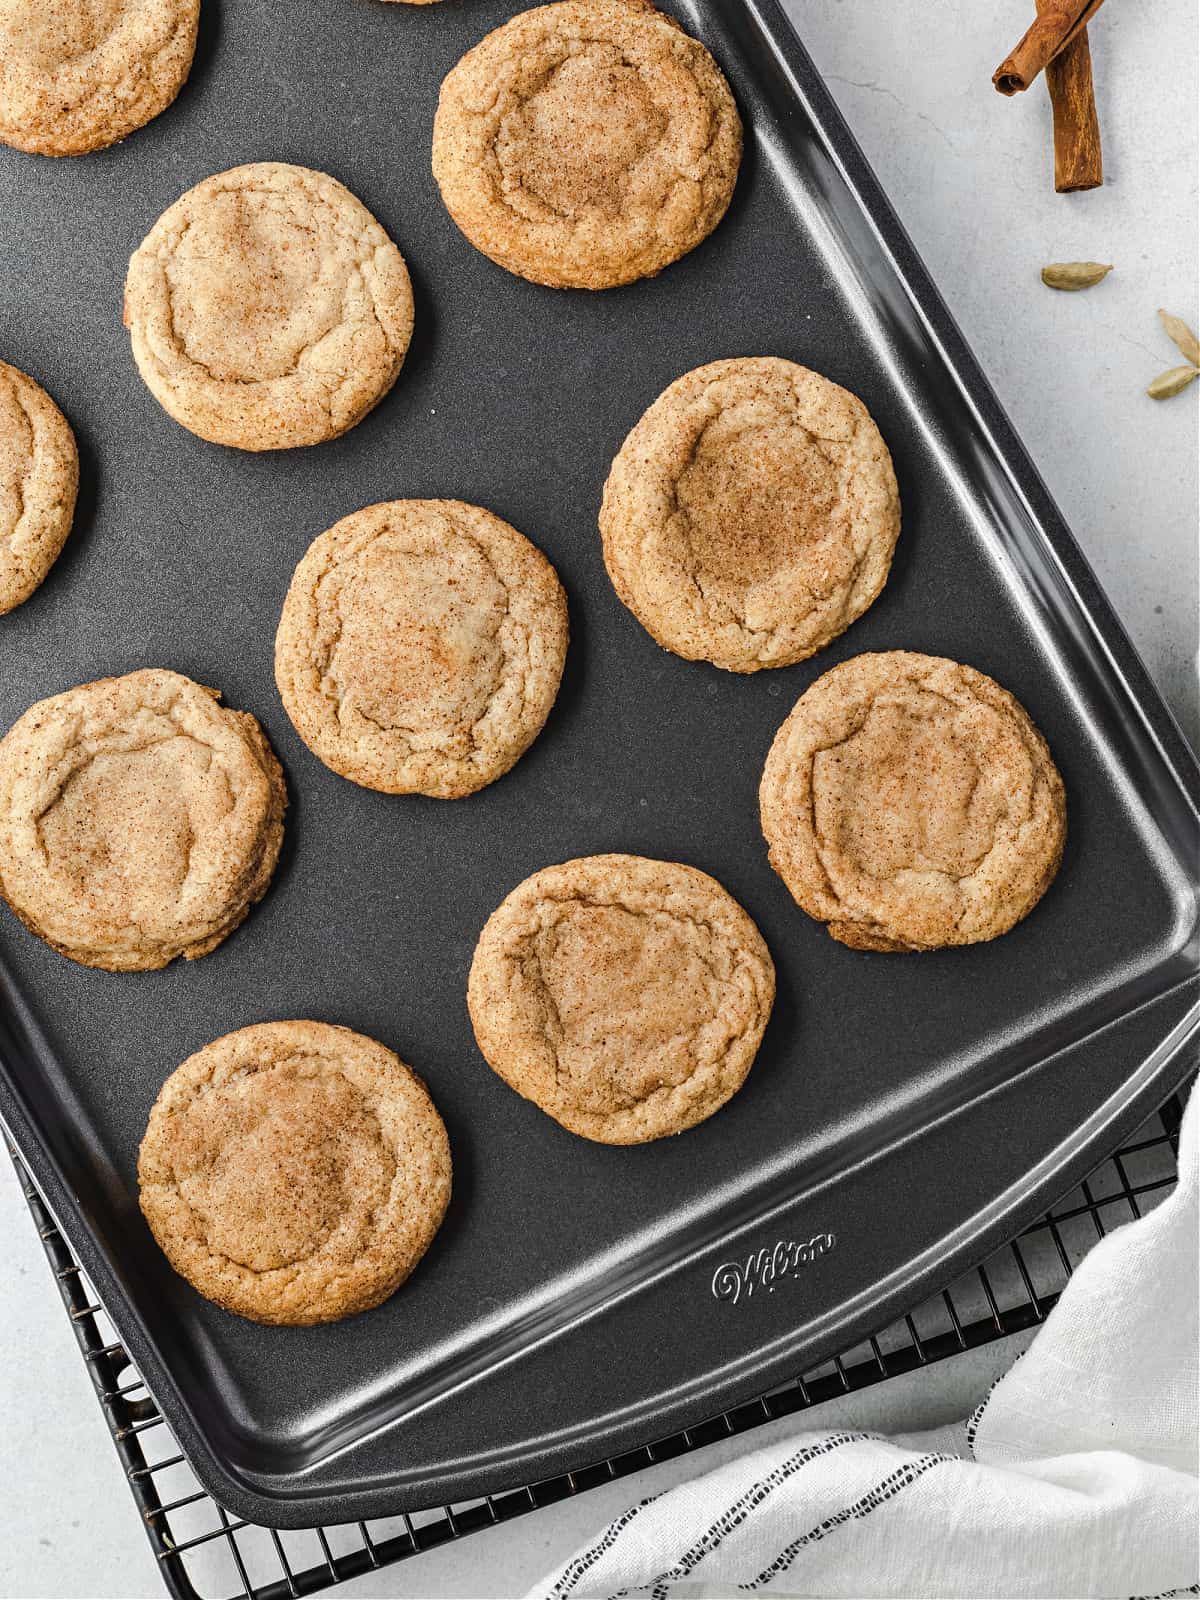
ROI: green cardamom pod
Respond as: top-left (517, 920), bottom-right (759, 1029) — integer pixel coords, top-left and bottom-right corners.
top-left (1146, 365), bottom-right (1200, 400)
top-left (1040, 261), bottom-right (1114, 291)
top-left (1158, 309), bottom-right (1200, 367)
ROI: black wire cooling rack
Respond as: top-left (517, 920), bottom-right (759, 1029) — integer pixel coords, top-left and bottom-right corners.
top-left (8, 1088), bottom-right (1188, 1600)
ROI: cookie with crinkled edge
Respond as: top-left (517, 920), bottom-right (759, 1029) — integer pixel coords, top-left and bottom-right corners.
top-left (275, 499), bottom-right (568, 799)
top-left (468, 853), bottom-right (775, 1143)
top-left (759, 651), bottom-right (1066, 951)
top-left (431, 0), bottom-right (742, 289)
top-left (0, 668), bottom-right (286, 970)
top-left (0, 360), bottom-right (78, 615)
top-left (0, 0), bottom-right (199, 157)
top-left (139, 1021), bottom-right (451, 1326)
top-left (123, 162), bottom-right (414, 450)
top-left (600, 357), bottom-right (901, 673)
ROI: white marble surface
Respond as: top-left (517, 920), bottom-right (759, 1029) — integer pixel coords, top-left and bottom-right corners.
top-left (1, 1), bottom-right (1196, 1596)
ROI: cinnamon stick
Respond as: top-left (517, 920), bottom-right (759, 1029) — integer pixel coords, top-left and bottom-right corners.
top-left (993, 0), bottom-right (1107, 95)
top-left (1046, 28), bottom-right (1103, 190)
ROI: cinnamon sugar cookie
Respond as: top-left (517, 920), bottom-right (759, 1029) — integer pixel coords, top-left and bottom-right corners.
top-left (468, 854), bottom-right (775, 1143)
top-left (275, 500), bottom-right (568, 799)
top-left (759, 652), bottom-right (1066, 951)
top-left (432, 0), bottom-right (742, 289)
top-left (139, 1021), bottom-right (451, 1325)
top-left (600, 358), bottom-right (901, 672)
top-left (124, 163), bottom-right (414, 450)
top-left (0, 669), bottom-right (286, 970)
top-left (0, 0), bottom-right (199, 157)
top-left (0, 360), bottom-right (77, 615)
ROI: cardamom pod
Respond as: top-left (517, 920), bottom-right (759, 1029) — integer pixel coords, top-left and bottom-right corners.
top-left (1146, 365), bottom-right (1200, 400)
top-left (1158, 309), bottom-right (1200, 367)
top-left (1040, 261), bottom-right (1113, 291)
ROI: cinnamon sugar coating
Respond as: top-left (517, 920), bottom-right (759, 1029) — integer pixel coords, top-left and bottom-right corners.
top-left (600, 358), bottom-right (900, 673)
top-left (139, 1021), bottom-right (451, 1325)
top-left (760, 652), bottom-right (1066, 951)
top-left (0, 669), bottom-right (285, 970)
top-left (468, 854), bottom-right (775, 1143)
top-left (124, 163), bottom-right (413, 450)
top-left (432, 0), bottom-right (742, 289)
top-left (0, 0), bottom-right (199, 157)
top-left (0, 360), bottom-right (77, 615)
top-left (275, 500), bottom-right (567, 799)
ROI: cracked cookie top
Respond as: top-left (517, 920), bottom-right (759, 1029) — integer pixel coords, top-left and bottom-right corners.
top-left (600, 357), bottom-right (901, 673)
top-left (275, 499), bottom-right (568, 799)
top-left (0, 0), bottom-right (199, 157)
top-left (123, 162), bottom-right (414, 450)
top-left (760, 652), bottom-right (1067, 952)
top-left (0, 668), bottom-right (286, 970)
top-left (0, 360), bottom-right (78, 616)
top-left (138, 1020), bottom-right (451, 1325)
top-left (467, 854), bottom-right (775, 1143)
top-left (432, 0), bottom-right (742, 289)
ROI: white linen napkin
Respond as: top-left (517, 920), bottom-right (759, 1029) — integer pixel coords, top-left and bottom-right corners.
top-left (530, 1082), bottom-right (1199, 1600)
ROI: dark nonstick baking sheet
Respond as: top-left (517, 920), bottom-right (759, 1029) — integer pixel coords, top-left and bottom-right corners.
top-left (1, 0), bottom-right (1197, 1530)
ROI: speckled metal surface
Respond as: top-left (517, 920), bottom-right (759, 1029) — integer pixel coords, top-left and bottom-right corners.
top-left (0, 0), bottom-right (1196, 1530)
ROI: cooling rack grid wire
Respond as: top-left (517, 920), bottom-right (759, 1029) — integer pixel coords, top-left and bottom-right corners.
top-left (8, 1089), bottom-right (1187, 1600)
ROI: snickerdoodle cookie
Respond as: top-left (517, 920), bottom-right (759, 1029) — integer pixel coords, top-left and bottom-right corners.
top-left (0, 0), bottom-right (199, 157)
top-left (275, 500), bottom-right (568, 799)
top-left (139, 1021), bottom-right (451, 1325)
top-left (760, 652), bottom-right (1066, 952)
top-left (0, 361), bottom-right (77, 615)
top-left (468, 854), bottom-right (775, 1143)
top-left (431, 0), bottom-right (742, 289)
top-left (600, 358), bottom-right (901, 673)
top-left (124, 163), bottom-right (414, 450)
top-left (0, 669), bottom-right (286, 970)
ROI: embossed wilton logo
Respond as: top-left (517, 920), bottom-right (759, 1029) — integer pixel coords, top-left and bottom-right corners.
top-left (711, 1233), bottom-right (836, 1305)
